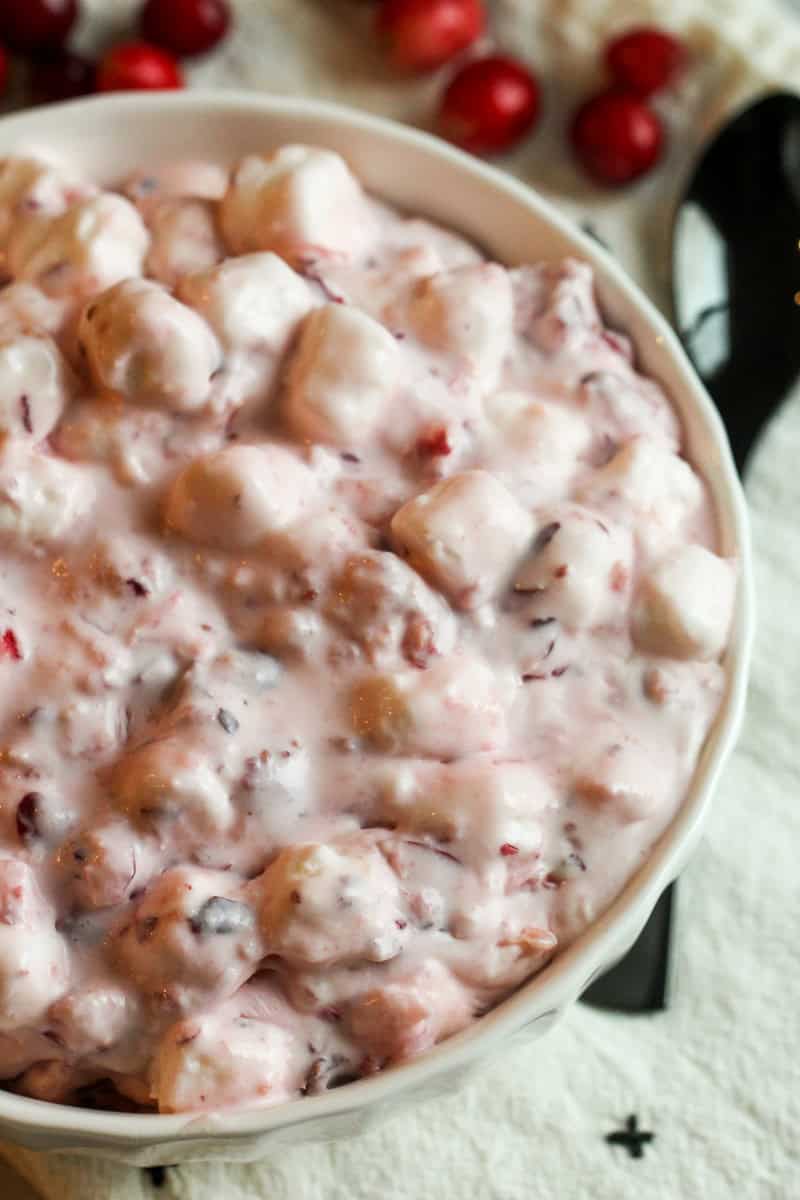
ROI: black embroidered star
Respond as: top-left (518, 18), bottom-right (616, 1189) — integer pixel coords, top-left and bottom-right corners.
top-left (605, 1114), bottom-right (655, 1159)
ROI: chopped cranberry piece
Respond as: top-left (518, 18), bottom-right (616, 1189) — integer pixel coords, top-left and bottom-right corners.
top-left (500, 842), bottom-right (519, 856)
top-left (416, 426), bottom-right (452, 457)
top-left (1, 629), bottom-right (21, 660)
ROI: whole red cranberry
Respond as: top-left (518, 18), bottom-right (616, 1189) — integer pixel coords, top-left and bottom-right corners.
top-left (438, 54), bottom-right (541, 155)
top-left (140, 0), bottom-right (231, 59)
top-left (0, 0), bottom-right (78, 55)
top-left (30, 51), bottom-right (95, 103)
top-left (570, 89), bottom-right (664, 186)
top-left (97, 41), bottom-right (184, 93)
top-left (377, 0), bottom-right (484, 73)
top-left (605, 27), bottom-right (686, 97)
top-left (0, 44), bottom-right (8, 97)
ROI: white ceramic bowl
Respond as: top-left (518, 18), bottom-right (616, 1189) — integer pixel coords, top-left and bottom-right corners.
top-left (0, 91), bottom-right (753, 1166)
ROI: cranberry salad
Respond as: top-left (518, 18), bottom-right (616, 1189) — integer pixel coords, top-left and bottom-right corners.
top-left (0, 146), bottom-right (734, 1114)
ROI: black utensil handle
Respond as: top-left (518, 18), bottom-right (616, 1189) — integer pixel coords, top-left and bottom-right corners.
top-left (581, 885), bottom-right (676, 1012)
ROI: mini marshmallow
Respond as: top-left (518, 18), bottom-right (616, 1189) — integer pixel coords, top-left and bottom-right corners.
top-left (0, 334), bottom-right (73, 441)
top-left (0, 446), bottom-right (95, 545)
top-left (350, 652), bottom-right (509, 758)
top-left (164, 443), bottom-right (316, 549)
top-left (7, 193), bottom-right (149, 299)
top-left (178, 252), bottom-right (312, 351)
top-left (379, 759), bottom-right (554, 866)
top-left (286, 304), bottom-right (400, 446)
top-left (325, 550), bottom-right (456, 667)
top-left (114, 867), bottom-right (261, 1009)
top-left (483, 393), bottom-right (591, 504)
top-left (110, 738), bottom-right (235, 835)
top-left (347, 959), bottom-right (472, 1061)
top-left (577, 438), bottom-right (704, 544)
top-left (0, 859), bottom-right (69, 1032)
top-left (258, 837), bottom-right (408, 967)
top-left (220, 145), bottom-right (372, 261)
top-left (144, 199), bottom-right (224, 287)
top-left (632, 544), bottom-right (735, 661)
top-left (0, 156), bottom-right (93, 247)
top-left (409, 263), bottom-right (513, 390)
top-left (391, 470), bottom-right (533, 609)
top-left (514, 506), bottom-right (634, 630)
top-left (153, 1011), bottom-right (302, 1113)
top-left (79, 279), bottom-right (221, 413)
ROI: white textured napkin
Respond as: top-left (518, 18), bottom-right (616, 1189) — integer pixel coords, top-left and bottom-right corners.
top-left (3, 2), bottom-right (800, 1197)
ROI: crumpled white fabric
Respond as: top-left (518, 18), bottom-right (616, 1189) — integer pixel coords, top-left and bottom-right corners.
top-left (2, 2), bottom-right (800, 1197)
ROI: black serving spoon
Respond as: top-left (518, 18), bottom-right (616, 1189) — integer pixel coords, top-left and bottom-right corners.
top-left (582, 90), bottom-right (800, 1013)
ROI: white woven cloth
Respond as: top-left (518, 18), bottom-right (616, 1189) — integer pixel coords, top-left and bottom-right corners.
top-left (2, 2), bottom-right (800, 1197)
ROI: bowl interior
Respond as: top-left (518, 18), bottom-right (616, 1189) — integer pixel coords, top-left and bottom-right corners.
top-left (0, 92), bottom-right (754, 1152)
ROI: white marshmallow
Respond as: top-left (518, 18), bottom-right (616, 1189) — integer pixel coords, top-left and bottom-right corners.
top-left (409, 263), bottom-right (513, 390)
top-left (0, 859), bottom-right (69, 1032)
top-left (220, 145), bottom-right (372, 261)
top-left (111, 738), bottom-right (234, 835)
top-left (379, 760), bottom-right (554, 866)
top-left (391, 470), bottom-right (533, 609)
top-left (514, 506), bottom-right (634, 630)
top-left (0, 446), bottom-right (94, 545)
top-left (0, 334), bottom-right (73, 440)
top-left (258, 837), bottom-right (407, 968)
top-left (154, 1012), bottom-right (301, 1113)
top-left (286, 304), bottom-right (400, 446)
top-left (350, 652), bottom-right (509, 758)
top-left (632, 544), bottom-right (736, 661)
top-left (178, 252), bottom-right (312, 351)
top-left (7, 194), bottom-right (149, 299)
top-left (577, 438), bottom-right (704, 545)
top-left (144, 198), bottom-right (223, 288)
top-left (79, 279), bottom-right (221, 413)
top-left (164, 443), bottom-right (316, 549)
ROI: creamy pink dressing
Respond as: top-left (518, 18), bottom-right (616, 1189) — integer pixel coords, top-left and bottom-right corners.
top-left (0, 147), bottom-right (734, 1114)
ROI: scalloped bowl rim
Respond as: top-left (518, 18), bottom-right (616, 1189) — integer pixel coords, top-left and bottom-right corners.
top-left (0, 90), bottom-right (754, 1154)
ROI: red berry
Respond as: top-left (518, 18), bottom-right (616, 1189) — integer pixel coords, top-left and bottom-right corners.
top-left (0, 45), bottom-right (7, 97)
top-left (377, 0), bottom-right (484, 73)
top-left (606, 27), bottom-right (685, 97)
top-left (0, 0), bottom-right (78, 55)
top-left (30, 51), bottom-right (95, 103)
top-left (570, 89), bottom-right (663, 186)
top-left (97, 42), bottom-right (183, 93)
top-left (140, 0), bottom-right (230, 59)
top-left (1, 629), bottom-right (21, 659)
top-left (438, 54), bottom-right (541, 155)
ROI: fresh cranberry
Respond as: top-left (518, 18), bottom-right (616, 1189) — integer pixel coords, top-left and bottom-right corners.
top-left (0, 0), bottom-right (78, 55)
top-left (570, 89), bottom-right (663, 186)
top-left (438, 54), bottom-right (541, 155)
top-left (30, 51), bottom-right (95, 103)
top-left (140, 0), bottom-right (230, 58)
top-left (1, 629), bottom-right (21, 659)
top-left (0, 44), bottom-right (7, 97)
top-left (377, 0), bottom-right (484, 73)
top-left (606, 27), bottom-right (685, 97)
top-left (97, 41), bottom-right (184, 92)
